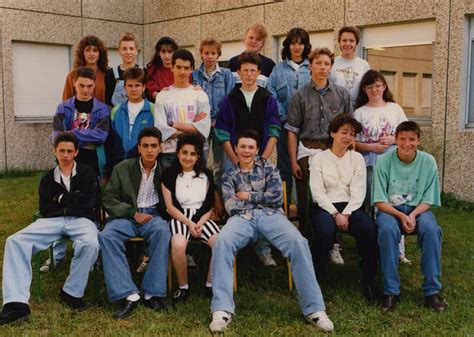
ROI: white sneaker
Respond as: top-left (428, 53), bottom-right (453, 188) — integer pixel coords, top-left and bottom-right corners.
top-left (305, 311), bottom-right (334, 332)
top-left (136, 259), bottom-right (148, 273)
top-left (209, 310), bottom-right (232, 332)
top-left (399, 256), bottom-right (412, 265)
top-left (259, 253), bottom-right (277, 267)
top-left (329, 243), bottom-right (344, 265)
top-left (39, 258), bottom-right (62, 273)
top-left (186, 254), bottom-right (198, 268)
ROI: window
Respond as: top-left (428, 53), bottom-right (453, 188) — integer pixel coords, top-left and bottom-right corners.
top-left (361, 21), bottom-right (435, 119)
top-left (273, 31), bottom-right (334, 62)
top-left (463, 17), bottom-right (474, 128)
top-left (218, 41), bottom-right (245, 68)
top-left (12, 41), bottom-right (71, 122)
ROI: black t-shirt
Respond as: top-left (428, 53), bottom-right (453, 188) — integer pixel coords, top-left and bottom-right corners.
top-left (72, 98), bottom-right (99, 175)
top-left (228, 53), bottom-right (276, 77)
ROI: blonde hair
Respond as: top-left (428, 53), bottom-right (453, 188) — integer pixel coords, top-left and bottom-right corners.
top-left (244, 23), bottom-right (268, 43)
top-left (119, 32), bottom-right (138, 49)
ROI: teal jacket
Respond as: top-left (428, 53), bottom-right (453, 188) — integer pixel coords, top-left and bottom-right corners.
top-left (102, 157), bottom-right (167, 219)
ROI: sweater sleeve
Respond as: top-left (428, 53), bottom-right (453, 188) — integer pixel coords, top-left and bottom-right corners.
top-left (342, 152), bottom-right (367, 215)
top-left (214, 97), bottom-right (233, 144)
top-left (192, 92), bottom-right (211, 138)
top-left (309, 154), bottom-right (338, 215)
top-left (72, 105), bottom-right (110, 144)
top-left (62, 71), bottom-right (75, 101)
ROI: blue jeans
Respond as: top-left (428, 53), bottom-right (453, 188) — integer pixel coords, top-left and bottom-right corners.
top-left (2, 217), bottom-right (99, 304)
top-left (98, 208), bottom-right (170, 301)
top-left (211, 209), bottom-right (326, 316)
top-left (376, 205), bottom-right (443, 296)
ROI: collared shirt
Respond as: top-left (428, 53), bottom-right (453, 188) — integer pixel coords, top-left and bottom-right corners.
top-left (136, 159), bottom-right (160, 208)
top-left (285, 80), bottom-right (353, 140)
top-left (221, 157), bottom-right (284, 219)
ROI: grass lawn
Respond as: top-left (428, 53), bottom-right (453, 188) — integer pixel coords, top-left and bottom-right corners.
top-left (0, 172), bottom-right (473, 336)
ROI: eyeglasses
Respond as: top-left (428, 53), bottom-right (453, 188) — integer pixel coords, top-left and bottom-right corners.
top-left (365, 83), bottom-right (385, 91)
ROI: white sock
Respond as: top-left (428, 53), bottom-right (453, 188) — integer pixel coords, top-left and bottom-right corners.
top-left (144, 294), bottom-right (152, 300)
top-left (179, 284), bottom-right (189, 290)
top-left (206, 282), bottom-right (212, 288)
top-left (126, 293), bottom-right (140, 302)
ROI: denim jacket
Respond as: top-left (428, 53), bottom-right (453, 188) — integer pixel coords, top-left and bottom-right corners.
top-left (222, 158), bottom-right (284, 219)
top-left (192, 64), bottom-right (235, 121)
top-left (267, 59), bottom-right (311, 121)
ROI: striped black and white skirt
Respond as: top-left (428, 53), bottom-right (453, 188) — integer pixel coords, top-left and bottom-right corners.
top-left (170, 208), bottom-right (220, 242)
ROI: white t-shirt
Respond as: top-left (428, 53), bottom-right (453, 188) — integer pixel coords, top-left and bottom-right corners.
top-left (176, 170), bottom-right (208, 209)
top-left (309, 149), bottom-right (366, 216)
top-left (154, 86), bottom-right (211, 153)
top-left (128, 100), bottom-right (145, 133)
top-left (354, 102), bottom-right (408, 143)
top-left (240, 88), bottom-right (257, 109)
top-left (60, 173), bottom-right (71, 192)
top-left (329, 56), bottom-right (370, 106)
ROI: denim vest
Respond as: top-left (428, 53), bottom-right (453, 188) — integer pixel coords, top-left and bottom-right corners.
top-left (111, 66), bottom-right (128, 106)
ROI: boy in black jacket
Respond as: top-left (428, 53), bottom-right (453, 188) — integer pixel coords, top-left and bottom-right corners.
top-left (0, 133), bottom-right (100, 325)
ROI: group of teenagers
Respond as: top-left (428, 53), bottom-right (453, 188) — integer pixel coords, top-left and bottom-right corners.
top-left (0, 23), bottom-right (447, 333)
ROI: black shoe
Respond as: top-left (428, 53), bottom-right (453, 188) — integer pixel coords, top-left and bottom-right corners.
top-left (113, 299), bottom-right (139, 319)
top-left (425, 293), bottom-right (448, 311)
top-left (363, 284), bottom-right (378, 303)
top-left (204, 286), bottom-right (212, 299)
top-left (0, 302), bottom-right (30, 325)
top-left (172, 288), bottom-right (189, 305)
top-left (142, 296), bottom-right (167, 312)
top-left (381, 294), bottom-right (399, 312)
top-left (59, 290), bottom-right (85, 311)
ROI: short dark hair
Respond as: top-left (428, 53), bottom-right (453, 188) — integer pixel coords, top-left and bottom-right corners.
top-left (123, 67), bottom-right (145, 84)
top-left (172, 48), bottom-right (195, 69)
top-left (176, 133), bottom-right (206, 177)
top-left (54, 132), bottom-right (78, 150)
top-left (237, 52), bottom-right (261, 70)
top-left (338, 26), bottom-right (361, 44)
top-left (281, 28), bottom-right (312, 60)
top-left (74, 66), bottom-right (96, 81)
top-left (236, 129), bottom-right (260, 149)
top-left (355, 70), bottom-right (395, 109)
top-left (308, 48), bottom-right (335, 65)
top-left (138, 127), bottom-right (162, 144)
top-left (396, 121), bottom-right (421, 138)
top-left (328, 114), bottom-right (362, 142)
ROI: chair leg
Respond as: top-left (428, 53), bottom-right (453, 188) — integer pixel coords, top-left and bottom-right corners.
top-left (287, 260), bottom-right (293, 292)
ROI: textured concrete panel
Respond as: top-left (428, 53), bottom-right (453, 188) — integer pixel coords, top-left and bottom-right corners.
top-left (82, 0), bottom-right (143, 24)
top-left (201, 6), bottom-right (264, 43)
top-left (144, 0), bottom-right (201, 24)
top-left (440, 0), bottom-right (474, 200)
top-left (82, 19), bottom-right (143, 50)
top-left (1, 9), bottom-right (82, 170)
top-left (345, 0), bottom-right (437, 26)
top-left (201, 0), bottom-right (264, 14)
top-left (0, 0), bottom-right (81, 16)
top-left (146, 16), bottom-right (201, 53)
top-left (0, 13), bottom-right (5, 170)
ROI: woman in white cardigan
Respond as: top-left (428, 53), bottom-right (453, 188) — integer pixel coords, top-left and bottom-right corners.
top-left (309, 114), bottom-right (378, 302)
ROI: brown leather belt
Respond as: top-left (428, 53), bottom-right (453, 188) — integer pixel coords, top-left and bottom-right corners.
top-left (301, 138), bottom-right (329, 150)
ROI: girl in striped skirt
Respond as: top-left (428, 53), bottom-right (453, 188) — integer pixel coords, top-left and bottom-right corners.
top-left (161, 133), bottom-right (219, 304)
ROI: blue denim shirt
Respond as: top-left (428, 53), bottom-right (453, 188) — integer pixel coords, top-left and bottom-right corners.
top-left (192, 64), bottom-right (235, 121)
top-left (222, 158), bottom-right (284, 219)
top-left (267, 59), bottom-right (311, 121)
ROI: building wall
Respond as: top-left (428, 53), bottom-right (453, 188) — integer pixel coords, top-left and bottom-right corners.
top-left (1, 0), bottom-right (473, 200)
